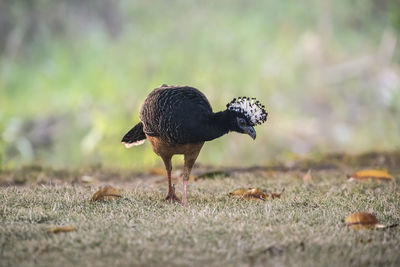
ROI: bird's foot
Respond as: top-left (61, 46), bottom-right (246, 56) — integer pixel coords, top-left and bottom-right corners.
top-left (165, 193), bottom-right (181, 203)
top-left (181, 199), bottom-right (187, 207)
top-left (165, 184), bottom-right (181, 203)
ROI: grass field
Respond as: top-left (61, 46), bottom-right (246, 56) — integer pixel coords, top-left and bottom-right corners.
top-left (1, 152), bottom-right (399, 267)
top-left (2, 2), bottom-right (399, 266)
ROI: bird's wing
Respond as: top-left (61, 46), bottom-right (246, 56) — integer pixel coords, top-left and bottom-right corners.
top-left (140, 86), bottom-right (213, 144)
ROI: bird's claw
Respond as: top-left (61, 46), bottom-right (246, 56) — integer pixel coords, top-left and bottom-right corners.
top-left (165, 194), bottom-right (181, 203)
top-left (165, 184), bottom-right (181, 203)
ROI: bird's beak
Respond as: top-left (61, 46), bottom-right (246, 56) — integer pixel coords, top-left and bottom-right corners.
top-left (244, 126), bottom-right (256, 140)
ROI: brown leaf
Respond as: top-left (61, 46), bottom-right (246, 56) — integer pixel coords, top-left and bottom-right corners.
top-left (244, 188), bottom-right (267, 200)
top-left (303, 169), bottom-right (312, 184)
top-left (48, 225), bottom-right (75, 234)
top-left (229, 188), bottom-right (283, 201)
top-left (345, 212), bottom-right (385, 230)
top-left (91, 186), bottom-right (121, 202)
top-left (229, 188), bottom-right (248, 197)
top-left (347, 169), bottom-right (393, 181)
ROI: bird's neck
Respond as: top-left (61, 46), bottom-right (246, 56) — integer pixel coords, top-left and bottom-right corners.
top-left (203, 110), bottom-right (233, 141)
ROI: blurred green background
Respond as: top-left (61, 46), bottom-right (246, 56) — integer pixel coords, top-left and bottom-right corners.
top-left (1, 0), bottom-right (400, 169)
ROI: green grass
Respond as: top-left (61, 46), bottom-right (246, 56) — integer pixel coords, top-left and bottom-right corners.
top-left (1, 158), bottom-right (399, 267)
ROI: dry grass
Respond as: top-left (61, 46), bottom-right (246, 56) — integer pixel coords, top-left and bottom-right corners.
top-left (1, 155), bottom-right (400, 267)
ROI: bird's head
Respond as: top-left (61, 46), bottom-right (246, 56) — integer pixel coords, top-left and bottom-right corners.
top-left (226, 97), bottom-right (268, 140)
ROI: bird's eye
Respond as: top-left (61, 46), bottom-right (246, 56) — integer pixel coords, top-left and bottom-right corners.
top-left (238, 118), bottom-right (246, 126)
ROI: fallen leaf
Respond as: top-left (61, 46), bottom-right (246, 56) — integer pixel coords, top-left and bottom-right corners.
top-left (229, 188), bottom-right (248, 197)
top-left (347, 169), bottom-right (393, 181)
top-left (48, 225), bottom-right (75, 234)
top-left (303, 169), bottom-right (312, 184)
top-left (244, 188), bottom-right (267, 200)
top-left (229, 188), bottom-right (283, 201)
top-left (345, 212), bottom-right (385, 230)
top-left (91, 186), bottom-right (121, 202)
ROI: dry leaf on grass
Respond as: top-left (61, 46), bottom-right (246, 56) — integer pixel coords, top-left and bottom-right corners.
top-left (91, 186), bottom-right (121, 202)
top-left (229, 188), bottom-right (248, 196)
top-left (347, 169), bottom-right (393, 181)
top-left (303, 169), bottom-right (312, 184)
top-left (245, 188), bottom-right (267, 200)
top-left (229, 188), bottom-right (265, 200)
top-left (48, 225), bottom-right (75, 234)
top-left (345, 212), bottom-right (397, 230)
top-left (229, 188), bottom-right (283, 200)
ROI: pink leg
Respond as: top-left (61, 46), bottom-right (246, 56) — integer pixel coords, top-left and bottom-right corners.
top-left (182, 143), bottom-right (203, 206)
top-left (182, 180), bottom-right (188, 206)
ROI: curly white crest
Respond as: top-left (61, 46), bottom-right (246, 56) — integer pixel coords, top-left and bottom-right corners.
top-left (226, 97), bottom-right (268, 126)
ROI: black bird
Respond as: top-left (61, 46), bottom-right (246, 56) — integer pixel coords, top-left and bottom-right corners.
top-left (122, 85), bottom-right (267, 205)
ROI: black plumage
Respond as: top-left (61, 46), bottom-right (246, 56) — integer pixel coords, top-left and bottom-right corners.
top-left (122, 85), bottom-right (267, 205)
top-left (139, 86), bottom-right (236, 144)
top-left (121, 122), bottom-right (146, 147)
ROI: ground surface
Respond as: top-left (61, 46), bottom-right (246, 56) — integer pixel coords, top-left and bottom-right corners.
top-left (1, 152), bottom-right (400, 267)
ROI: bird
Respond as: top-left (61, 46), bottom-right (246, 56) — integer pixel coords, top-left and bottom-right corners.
top-left (121, 84), bottom-right (268, 206)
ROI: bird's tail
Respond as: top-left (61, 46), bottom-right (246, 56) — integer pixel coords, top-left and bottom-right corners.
top-left (121, 122), bottom-right (146, 148)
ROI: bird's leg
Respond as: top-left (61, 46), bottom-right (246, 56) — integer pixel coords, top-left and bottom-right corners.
top-left (182, 146), bottom-right (202, 206)
top-left (182, 157), bottom-right (195, 206)
top-left (182, 179), bottom-right (188, 207)
top-left (162, 155), bottom-right (180, 203)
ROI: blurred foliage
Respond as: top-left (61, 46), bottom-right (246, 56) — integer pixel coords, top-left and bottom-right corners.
top-left (1, 0), bottom-right (400, 169)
